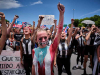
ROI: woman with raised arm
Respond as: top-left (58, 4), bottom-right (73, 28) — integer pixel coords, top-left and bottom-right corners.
top-left (46, 19), bottom-right (57, 46)
top-left (32, 3), bottom-right (65, 75)
top-left (2, 15), bottom-right (19, 50)
top-left (54, 19), bottom-right (74, 75)
top-left (0, 12), bottom-right (7, 54)
top-left (20, 16), bottom-right (44, 75)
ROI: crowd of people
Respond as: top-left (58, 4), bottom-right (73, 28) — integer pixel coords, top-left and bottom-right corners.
top-left (0, 3), bottom-right (100, 75)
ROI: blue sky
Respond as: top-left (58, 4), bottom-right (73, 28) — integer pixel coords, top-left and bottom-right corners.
top-left (0, 0), bottom-right (100, 28)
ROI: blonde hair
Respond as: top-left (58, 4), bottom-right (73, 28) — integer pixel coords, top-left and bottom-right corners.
top-left (35, 28), bottom-right (47, 41)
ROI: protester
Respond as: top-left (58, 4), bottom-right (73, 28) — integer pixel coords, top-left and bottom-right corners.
top-left (83, 24), bottom-right (97, 75)
top-left (14, 27), bottom-right (23, 51)
top-left (20, 26), bottom-right (34, 75)
top-left (54, 19), bottom-right (74, 75)
top-left (46, 19), bottom-right (57, 46)
top-left (32, 3), bottom-right (65, 75)
top-left (73, 27), bottom-right (86, 70)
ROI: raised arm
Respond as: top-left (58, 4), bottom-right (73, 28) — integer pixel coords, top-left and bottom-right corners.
top-left (0, 12), bottom-right (7, 54)
top-left (50, 25), bottom-right (54, 34)
top-left (20, 40), bottom-right (24, 65)
top-left (52, 19), bottom-right (57, 40)
top-left (67, 19), bottom-right (74, 46)
top-left (85, 28), bottom-right (93, 41)
top-left (7, 15), bottom-right (18, 35)
top-left (36, 16), bottom-right (44, 30)
top-left (52, 3), bottom-right (65, 51)
top-left (32, 21), bottom-right (35, 34)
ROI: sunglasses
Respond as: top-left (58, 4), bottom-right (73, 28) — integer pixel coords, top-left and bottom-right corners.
top-left (39, 36), bottom-right (47, 41)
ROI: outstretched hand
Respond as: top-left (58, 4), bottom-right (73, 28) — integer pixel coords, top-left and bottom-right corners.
top-left (57, 3), bottom-right (65, 14)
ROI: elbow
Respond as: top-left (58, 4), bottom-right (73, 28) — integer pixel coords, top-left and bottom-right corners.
top-left (85, 38), bottom-right (88, 41)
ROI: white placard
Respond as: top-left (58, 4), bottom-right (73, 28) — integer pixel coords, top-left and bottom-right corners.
top-left (0, 50), bottom-right (25, 75)
top-left (39, 15), bottom-right (55, 25)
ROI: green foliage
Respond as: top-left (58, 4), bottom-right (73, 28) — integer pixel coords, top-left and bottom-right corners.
top-left (68, 15), bottom-right (100, 27)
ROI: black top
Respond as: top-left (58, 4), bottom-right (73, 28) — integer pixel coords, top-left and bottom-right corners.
top-left (14, 34), bottom-right (23, 41)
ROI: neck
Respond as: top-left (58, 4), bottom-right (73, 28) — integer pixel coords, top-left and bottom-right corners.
top-left (39, 45), bottom-right (46, 48)
top-left (25, 34), bottom-right (30, 39)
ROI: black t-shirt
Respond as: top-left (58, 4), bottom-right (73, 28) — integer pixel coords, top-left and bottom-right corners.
top-left (14, 34), bottom-right (23, 41)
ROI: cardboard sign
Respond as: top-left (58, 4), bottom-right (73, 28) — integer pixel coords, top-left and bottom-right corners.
top-left (0, 50), bottom-right (25, 75)
top-left (39, 15), bottom-right (55, 25)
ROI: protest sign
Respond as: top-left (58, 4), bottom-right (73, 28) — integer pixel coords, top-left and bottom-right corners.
top-left (39, 15), bottom-right (55, 25)
top-left (0, 50), bottom-right (25, 75)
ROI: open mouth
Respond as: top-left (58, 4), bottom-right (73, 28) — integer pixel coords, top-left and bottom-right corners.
top-left (62, 36), bottom-right (64, 37)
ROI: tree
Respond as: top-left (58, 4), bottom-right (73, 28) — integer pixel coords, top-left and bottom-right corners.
top-left (74, 19), bottom-right (79, 27)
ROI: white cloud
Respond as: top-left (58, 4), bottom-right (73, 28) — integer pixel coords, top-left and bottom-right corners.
top-left (31, 0), bottom-right (43, 5)
top-left (80, 9), bottom-right (100, 17)
top-left (0, 0), bottom-right (22, 9)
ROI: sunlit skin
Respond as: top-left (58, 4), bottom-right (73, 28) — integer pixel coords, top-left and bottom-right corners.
top-left (47, 30), bottom-right (52, 38)
top-left (37, 31), bottom-right (48, 48)
top-left (23, 27), bottom-right (30, 35)
top-left (91, 24), bottom-right (96, 33)
top-left (60, 32), bottom-right (66, 40)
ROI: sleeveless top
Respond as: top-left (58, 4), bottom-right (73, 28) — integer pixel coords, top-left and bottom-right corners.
top-left (22, 38), bottom-right (33, 55)
top-left (58, 39), bottom-right (68, 57)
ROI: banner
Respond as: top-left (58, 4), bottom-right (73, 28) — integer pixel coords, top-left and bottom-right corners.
top-left (39, 15), bottom-right (55, 25)
top-left (0, 50), bottom-right (25, 75)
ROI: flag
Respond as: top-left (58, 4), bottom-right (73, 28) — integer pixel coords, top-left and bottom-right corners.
top-left (22, 22), bottom-right (28, 27)
top-left (41, 25), bottom-right (46, 29)
top-left (63, 26), bottom-right (69, 33)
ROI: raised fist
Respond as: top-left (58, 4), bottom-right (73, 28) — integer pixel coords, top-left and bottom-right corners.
top-left (71, 19), bottom-right (74, 24)
top-left (57, 3), bottom-right (65, 14)
top-left (0, 12), bottom-right (5, 19)
top-left (39, 15), bottom-right (44, 20)
top-left (33, 21), bottom-right (35, 25)
top-left (14, 15), bottom-right (19, 20)
top-left (54, 19), bottom-right (57, 24)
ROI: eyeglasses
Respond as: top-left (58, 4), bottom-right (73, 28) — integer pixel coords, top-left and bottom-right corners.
top-left (39, 36), bottom-right (47, 41)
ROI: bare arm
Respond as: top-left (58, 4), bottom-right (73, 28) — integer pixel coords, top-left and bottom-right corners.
top-left (85, 29), bottom-right (92, 41)
top-left (97, 45), bottom-right (100, 63)
top-left (52, 3), bottom-right (65, 51)
top-left (50, 25), bottom-right (54, 34)
top-left (0, 12), bottom-right (7, 54)
top-left (32, 21), bottom-right (35, 34)
top-left (20, 40), bottom-right (24, 64)
top-left (7, 15), bottom-right (18, 35)
top-left (32, 65), bottom-right (35, 75)
top-left (36, 16), bottom-right (44, 30)
top-left (52, 20), bottom-right (57, 40)
top-left (67, 19), bottom-right (74, 46)
top-left (54, 48), bottom-right (58, 67)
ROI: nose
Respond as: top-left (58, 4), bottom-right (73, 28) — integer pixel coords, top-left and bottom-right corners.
top-left (42, 38), bottom-right (45, 41)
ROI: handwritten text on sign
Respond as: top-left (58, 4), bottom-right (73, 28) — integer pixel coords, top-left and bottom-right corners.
top-left (0, 50), bottom-right (25, 75)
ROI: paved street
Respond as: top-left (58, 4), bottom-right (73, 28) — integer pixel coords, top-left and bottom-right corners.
top-left (54, 53), bottom-right (92, 75)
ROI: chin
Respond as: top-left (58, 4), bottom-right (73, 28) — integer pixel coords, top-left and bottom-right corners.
top-left (42, 45), bottom-right (47, 48)
top-left (24, 33), bottom-right (30, 35)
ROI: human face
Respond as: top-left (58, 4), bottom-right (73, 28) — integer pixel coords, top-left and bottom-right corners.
top-left (61, 32), bottom-right (66, 40)
top-left (47, 30), bottom-right (51, 38)
top-left (23, 27), bottom-right (30, 35)
top-left (37, 31), bottom-right (48, 48)
top-left (91, 25), bottom-right (96, 33)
